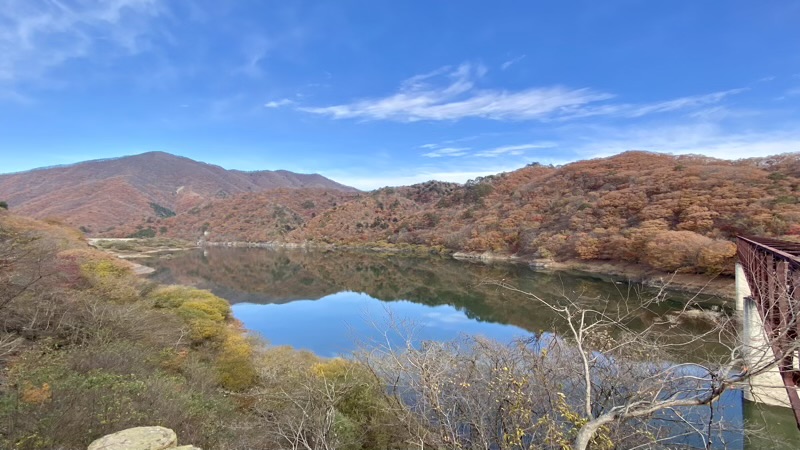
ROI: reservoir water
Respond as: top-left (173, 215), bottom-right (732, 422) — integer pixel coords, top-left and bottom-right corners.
top-left (143, 247), bottom-right (799, 449)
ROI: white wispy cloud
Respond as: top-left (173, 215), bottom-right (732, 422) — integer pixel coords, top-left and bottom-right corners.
top-left (559, 89), bottom-right (747, 120)
top-left (301, 62), bottom-right (744, 123)
top-left (0, 0), bottom-right (165, 97)
top-left (501, 55), bottom-right (526, 70)
top-left (334, 121), bottom-right (800, 191)
top-left (422, 147), bottom-right (470, 158)
top-left (233, 26), bottom-right (309, 79)
top-left (264, 98), bottom-right (294, 108)
top-left (627, 89), bottom-right (747, 117)
top-left (474, 142), bottom-right (557, 157)
top-left (234, 35), bottom-right (274, 78)
top-left (301, 63), bottom-right (614, 122)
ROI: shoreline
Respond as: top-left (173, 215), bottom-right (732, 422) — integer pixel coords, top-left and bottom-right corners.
top-left (200, 240), bottom-right (735, 299)
top-left (88, 237), bottom-right (734, 300)
top-left (86, 237), bottom-right (197, 276)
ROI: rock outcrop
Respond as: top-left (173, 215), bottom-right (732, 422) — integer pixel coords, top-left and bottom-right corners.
top-left (87, 426), bottom-right (200, 450)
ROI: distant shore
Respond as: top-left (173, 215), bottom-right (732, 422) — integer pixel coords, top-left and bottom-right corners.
top-left (197, 240), bottom-right (735, 299)
top-left (87, 237), bottom-right (734, 299)
top-left (87, 237), bottom-right (197, 275)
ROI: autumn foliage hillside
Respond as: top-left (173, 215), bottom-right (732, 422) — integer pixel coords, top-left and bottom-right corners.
top-left (0, 152), bottom-right (357, 234)
top-left (121, 152), bottom-right (800, 275)
top-left (0, 210), bottom-right (407, 449)
top-left (112, 188), bottom-right (360, 242)
top-left (298, 152), bottom-right (800, 274)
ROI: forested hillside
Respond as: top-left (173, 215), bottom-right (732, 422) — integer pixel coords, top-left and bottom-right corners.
top-left (0, 210), bottom-right (397, 449)
top-left (300, 151), bottom-right (800, 274)
top-left (1, 208), bottom-right (768, 450)
top-left (131, 151), bottom-right (800, 275)
top-left (116, 188), bottom-right (360, 242)
top-left (0, 152), bottom-right (357, 234)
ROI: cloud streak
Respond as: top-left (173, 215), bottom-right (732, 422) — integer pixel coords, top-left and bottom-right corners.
top-left (474, 142), bottom-right (557, 157)
top-left (301, 62), bottom-right (743, 123)
top-left (559, 89), bottom-right (748, 120)
top-left (264, 98), bottom-right (294, 108)
top-left (501, 55), bottom-right (526, 70)
top-left (422, 147), bottom-right (470, 158)
top-left (420, 140), bottom-right (557, 158)
top-left (0, 0), bottom-right (164, 88)
top-left (301, 63), bottom-right (614, 122)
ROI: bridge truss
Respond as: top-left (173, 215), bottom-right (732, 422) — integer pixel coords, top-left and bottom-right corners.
top-left (736, 235), bottom-right (800, 427)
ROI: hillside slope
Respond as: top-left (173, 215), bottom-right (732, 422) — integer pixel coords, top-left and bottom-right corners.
top-left (112, 187), bottom-right (360, 241)
top-left (293, 151), bottom-right (800, 273)
top-left (145, 151), bottom-right (800, 275)
top-left (0, 151), bottom-right (357, 234)
top-left (7, 150), bottom-right (798, 275)
top-left (0, 209), bottom-right (398, 449)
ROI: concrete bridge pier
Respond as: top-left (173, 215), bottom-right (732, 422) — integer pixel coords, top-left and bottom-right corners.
top-left (736, 262), bottom-right (793, 408)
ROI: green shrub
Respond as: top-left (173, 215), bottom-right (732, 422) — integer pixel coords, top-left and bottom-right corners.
top-left (0, 213), bottom-right (264, 449)
top-left (151, 286), bottom-right (223, 311)
top-left (150, 202), bottom-right (176, 218)
top-left (768, 172), bottom-right (787, 181)
top-left (216, 333), bottom-right (257, 391)
top-left (464, 183), bottom-right (493, 203)
top-left (151, 286), bottom-right (231, 342)
top-left (127, 227), bottom-right (156, 238)
top-left (3, 348), bottom-right (238, 450)
top-left (55, 248), bottom-right (139, 302)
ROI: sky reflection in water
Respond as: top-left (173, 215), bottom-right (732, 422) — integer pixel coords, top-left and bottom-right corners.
top-left (143, 248), bottom-right (800, 448)
top-left (233, 291), bottom-right (530, 358)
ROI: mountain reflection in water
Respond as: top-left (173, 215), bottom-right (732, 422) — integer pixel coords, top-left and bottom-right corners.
top-left (142, 247), bottom-right (800, 449)
top-left (144, 247), bottom-right (725, 354)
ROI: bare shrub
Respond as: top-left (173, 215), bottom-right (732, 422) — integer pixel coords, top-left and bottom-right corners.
top-left (358, 282), bottom-right (789, 450)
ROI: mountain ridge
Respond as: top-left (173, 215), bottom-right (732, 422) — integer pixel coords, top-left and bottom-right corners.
top-left (114, 150), bottom-right (800, 276)
top-left (3, 150), bottom-right (799, 276)
top-left (0, 151), bottom-right (358, 233)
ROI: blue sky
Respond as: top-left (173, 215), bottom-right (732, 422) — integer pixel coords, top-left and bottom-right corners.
top-left (1, 1), bottom-right (799, 189)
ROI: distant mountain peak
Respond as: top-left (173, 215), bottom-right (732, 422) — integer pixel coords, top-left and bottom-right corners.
top-left (0, 152), bottom-right (357, 234)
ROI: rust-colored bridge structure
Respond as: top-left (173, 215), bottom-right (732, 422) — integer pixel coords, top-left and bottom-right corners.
top-left (736, 235), bottom-right (800, 427)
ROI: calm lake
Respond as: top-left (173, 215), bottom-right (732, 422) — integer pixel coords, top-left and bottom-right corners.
top-left (142, 247), bottom-right (799, 449)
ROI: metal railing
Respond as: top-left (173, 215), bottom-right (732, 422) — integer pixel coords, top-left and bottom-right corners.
top-left (736, 235), bottom-right (800, 427)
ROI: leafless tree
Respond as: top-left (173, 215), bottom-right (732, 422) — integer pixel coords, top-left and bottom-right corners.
top-left (252, 349), bottom-right (391, 450)
top-left (358, 280), bottom-right (795, 450)
top-left (0, 229), bottom-right (51, 312)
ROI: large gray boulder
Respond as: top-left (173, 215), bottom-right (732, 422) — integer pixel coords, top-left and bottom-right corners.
top-left (87, 426), bottom-right (182, 450)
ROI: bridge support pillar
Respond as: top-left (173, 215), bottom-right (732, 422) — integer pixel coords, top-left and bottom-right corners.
top-left (736, 262), bottom-right (793, 408)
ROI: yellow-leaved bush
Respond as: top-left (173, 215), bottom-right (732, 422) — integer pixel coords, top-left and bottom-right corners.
top-left (149, 285), bottom-right (257, 391)
top-left (216, 333), bottom-right (258, 391)
top-left (149, 286), bottom-right (231, 343)
top-left (57, 248), bottom-right (139, 301)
